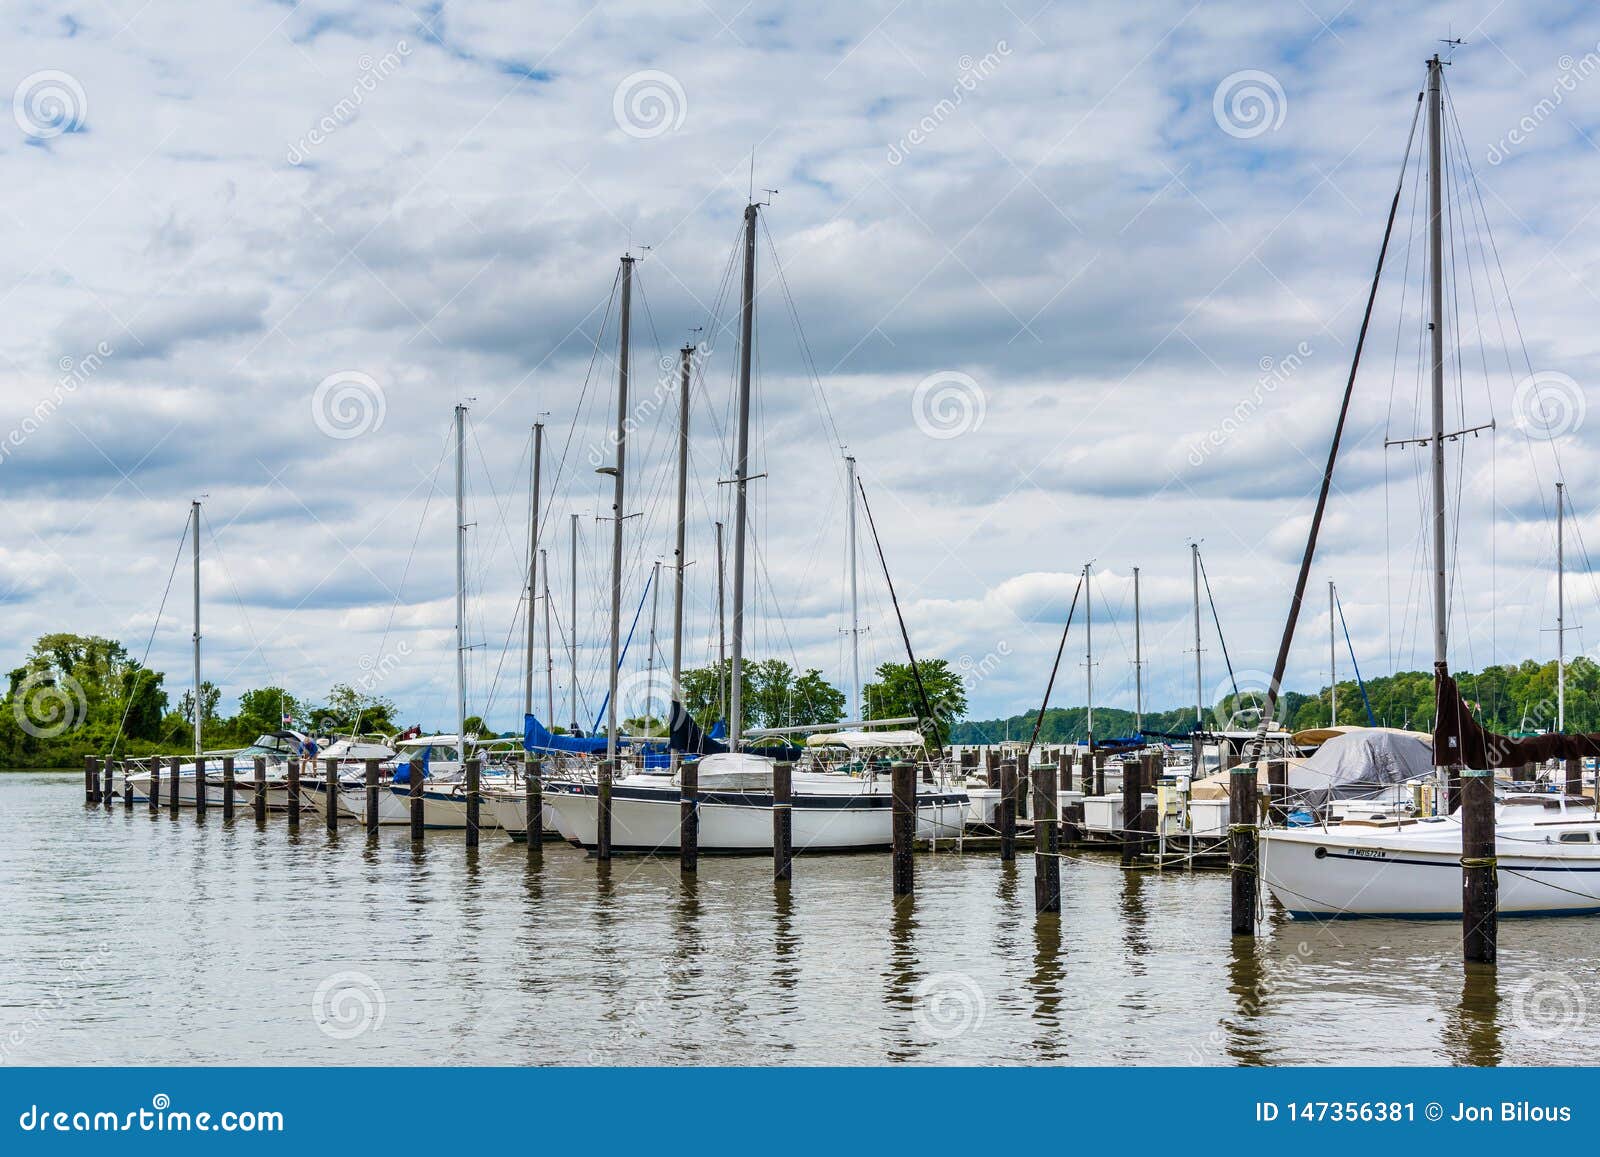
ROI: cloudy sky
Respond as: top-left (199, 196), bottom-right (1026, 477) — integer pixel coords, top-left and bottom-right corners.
top-left (3, 0), bottom-right (1600, 734)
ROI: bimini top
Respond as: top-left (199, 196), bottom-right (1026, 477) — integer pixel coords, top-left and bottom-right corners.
top-left (805, 729), bottom-right (927, 751)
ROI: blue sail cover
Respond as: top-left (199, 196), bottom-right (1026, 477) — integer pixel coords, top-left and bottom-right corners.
top-left (525, 714), bottom-right (613, 755)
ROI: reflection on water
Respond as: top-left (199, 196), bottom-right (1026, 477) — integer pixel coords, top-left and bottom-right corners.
top-left (1, 774), bottom-right (1596, 1065)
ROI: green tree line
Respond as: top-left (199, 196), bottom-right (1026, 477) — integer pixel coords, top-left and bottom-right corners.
top-left (1, 633), bottom-right (401, 769)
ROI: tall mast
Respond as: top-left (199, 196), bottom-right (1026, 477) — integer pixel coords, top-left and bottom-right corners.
top-left (730, 202), bottom-right (758, 748)
top-left (1132, 565), bottom-right (1143, 734)
top-left (524, 423), bottom-right (542, 718)
top-left (192, 498), bottom-right (201, 760)
top-left (1192, 542), bottom-right (1203, 726)
top-left (1329, 580), bottom-right (1338, 726)
top-left (454, 403), bottom-right (467, 754)
top-left (1427, 54), bottom-right (1449, 669)
top-left (605, 255), bottom-right (634, 761)
top-left (646, 559), bottom-right (661, 731)
top-left (569, 513), bottom-right (579, 734)
top-left (846, 454), bottom-right (862, 720)
top-left (715, 520), bottom-right (727, 719)
top-left (542, 549), bottom-right (554, 728)
top-left (1084, 562), bottom-right (1094, 751)
top-left (1558, 481), bottom-right (1566, 731)
top-left (670, 344), bottom-right (692, 713)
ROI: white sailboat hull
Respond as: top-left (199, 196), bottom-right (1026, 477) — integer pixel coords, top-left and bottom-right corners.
top-left (1261, 821), bottom-right (1600, 918)
top-left (543, 780), bottom-right (968, 853)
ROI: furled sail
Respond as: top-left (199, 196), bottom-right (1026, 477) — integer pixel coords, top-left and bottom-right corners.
top-left (667, 701), bottom-right (803, 760)
top-left (1433, 666), bottom-right (1600, 768)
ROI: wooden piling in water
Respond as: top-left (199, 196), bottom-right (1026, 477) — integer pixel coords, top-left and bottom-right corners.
top-left (1015, 756), bottom-right (1030, 821)
top-left (167, 755), bottom-right (180, 814)
top-left (325, 757), bottom-right (338, 833)
top-left (985, 748), bottom-right (999, 788)
top-left (253, 757), bottom-right (266, 822)
top-left (998, 758), bottom-right (1017, 862)
top-left (1120, 756), bottom-right (1143, 866)
top-left (524, 755), bottom-right (542, 847)
top-left (221, 756), bottom-right (235, 820)
top-left (773, 760), bottom-right (793, 881)
top-left (680, 759), bottom-right (699, 874)
top-left (1094, 751), bottom-right (1106, 796)
top-left (597, 759), bottom-right (613, 861)
top-left (1034, 760), bottom-right (1060, 913)
top-left (102, 757), bottom-right (114, 809)
top-left (891, 759), bottom-right (915, 897)
top-left (409, 755), bottom-right (423, 841)
top-left (194, 756), bottom-right (207, 816)
top-left (1566, 756), bottom-right (1583, 797)
top-left (1461, 768), bottom-right (1498, 964)
top-left (1228, 762), bottom-right (1257, 936)
top-left (365, 758), bottom-right (380, 836)
top-left (465, 757), bottom-right (480, 849)
top-left (85, 755), bottom-right (99, 804)
top-left (286, 758), bottom-right (300, 828)
top-left (149, 758), bottom-right (160, 814)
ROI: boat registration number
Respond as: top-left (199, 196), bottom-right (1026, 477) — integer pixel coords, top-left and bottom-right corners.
top-left (1346, 848), bottom-right (1387, 860)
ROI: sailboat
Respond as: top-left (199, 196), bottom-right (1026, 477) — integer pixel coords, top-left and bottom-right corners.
top-left (1258, 54), bottom-right (1600, 920)
top-left (543, 211), bottom-right (968, 854)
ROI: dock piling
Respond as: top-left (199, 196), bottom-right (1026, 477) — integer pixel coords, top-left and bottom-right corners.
top-left (167, 755), bottom-right (180, 814)
top-left (524, 755), bottom-right (542, 848)
top-left (85, 755), bottom-right (99, 804)
top-left (149, 759), bottom-right (160, 814)
top-left (1565, 756), bottom-right (1582, 797)
top-left (409, 755), bottom-right (424, 841)
top-left (465, 757), bottom-right (480, 849)
top-left (253, 757), bottom-right (266, 822)
top-left (287, 758), bottom-right (300, 828)
top-left (1034, 759), bottom-right (1061, 913)
top-left (597, 759), bottom-right (613, 861)
top-left (998, 758), bottom-right (1017, 862)
top-left (221, 756), bottom-right (235, 820)
top-left (325, 757), bottom-right (338, 833)
top-left (102, 757), bottom-right (114, 809)
top-left (773, 760), bottom-right (793, 881)
top-left (195, 756), bottom-right (207, 816)
top-left (1462, 768), bottom-right (1498, 964)
top-left (1120, 756), bottom-right (1143, 866)
top-left (364, 759), bottom-right (379, 835)
top-left (680, 758), bottom-right (699, 874)
top-left (892, 759), bottom-right (915, 897)
top-left (1228, 761), bottom-right (1257, 936)
top-left (1266, 759), bottom-right (1286, 824)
